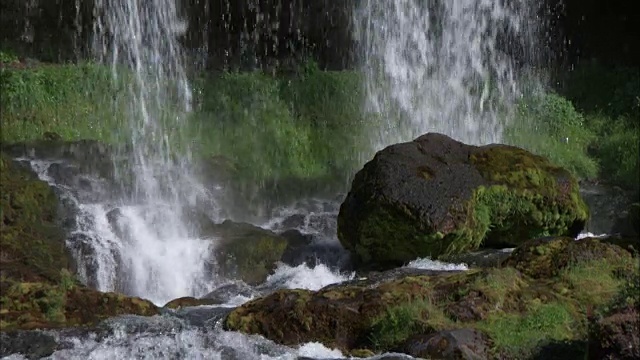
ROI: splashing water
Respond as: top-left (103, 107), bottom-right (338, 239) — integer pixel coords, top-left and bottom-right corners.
top-left (355, 0), bottom-right (539, 149)
top-left (91, 0), bottom-right (216, 304)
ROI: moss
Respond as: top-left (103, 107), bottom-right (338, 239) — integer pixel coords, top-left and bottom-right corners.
top-left (0, 274), bottom-right (158, 331)
top-left (366, 297), bottom-right (453, 351)
top-left (469, 145), bottom-right (589, 246)
top-left (346, 203), bottom-right (482, 269)
top-left (504, 237), bottom-right (633, 279)
top-left (0, 153), bottom-right (68, 283)
top-left (477, 301), bottom-right (577, 358)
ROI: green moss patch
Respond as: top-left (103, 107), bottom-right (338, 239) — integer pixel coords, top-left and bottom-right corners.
top-left (0, 154), bottom-right (67, 283)
top-left (469, 145), bottom-right (589, 246)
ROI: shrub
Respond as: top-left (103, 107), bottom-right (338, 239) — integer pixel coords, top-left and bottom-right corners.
top-left (504, 91), bottom-right (599, 180)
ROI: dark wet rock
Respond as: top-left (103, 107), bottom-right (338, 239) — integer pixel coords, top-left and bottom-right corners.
top-left (0, 330), bottom-right (59, 359)
top-left (2, 140), bottom-right (117, 179)
top-left (530, 340), bottom-right (587, 360)
top-left (440, 248), bottom-right (513, 268)
top-left (401, 328), bottom-right (491, 360)
top-left (66, 233), bottom-right (101, 289)
top-left (588, 305), bottom-right (640, 360)
top-left (503, 236), bottom-right (633, 279)
top-left (280, 214), bottom-right (307, 229)
top-left (57, 194), bottom-right (79, 229)
top-left (338, 133), bottom-right (588, 271)
top-left (171, 306), bottom-right (233, 327)
top-left (279, 229), bottom-right (332, 267)
top-left (106, 207), bottom-right (128, 240)
top-left (202, 282), bottom-right (258, 304)
top-left (580, 181), bottom-right (637, 235)
top-left (206, 220), bottom-right (289, 285)
top-left (611, 202), bottom-right (640, 239)
top-left (163, 296), bottom-right (220, 309)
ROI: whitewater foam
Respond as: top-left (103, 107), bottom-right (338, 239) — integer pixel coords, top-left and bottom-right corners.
top-left (405, 258), bottom-right (469, 271)
top-left (265, 263), bottom-right (356, 291)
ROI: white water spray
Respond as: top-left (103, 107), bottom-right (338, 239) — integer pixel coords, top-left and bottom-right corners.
top-left (355, 0), bottom-right (538, 148)
top-left (90, 0), bottom-right (216, 304)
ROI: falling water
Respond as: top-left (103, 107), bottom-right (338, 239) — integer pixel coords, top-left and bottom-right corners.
top-left (355, 0), bottom-right (539, 148)
top-left (90, 0), bottom-right (216, 304)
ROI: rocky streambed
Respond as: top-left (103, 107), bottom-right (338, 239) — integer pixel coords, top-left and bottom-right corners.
top-left (1, 134), bottom-right (638, 360)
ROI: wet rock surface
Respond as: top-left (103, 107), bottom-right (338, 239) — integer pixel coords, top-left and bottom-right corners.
top-left (580, 180), bottom-right (638, 235)
top-left (401, 328), bottom-right (491, 360)
top-left (0, 330), bottom-right (59, 359)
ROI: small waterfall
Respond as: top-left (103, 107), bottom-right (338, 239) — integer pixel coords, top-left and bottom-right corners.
top-left (354, 0), bottom-right (539, 148)
top-left (88, 0), bottom-right (216, 304)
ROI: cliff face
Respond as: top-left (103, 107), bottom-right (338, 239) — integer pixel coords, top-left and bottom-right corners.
top-left (0, 0), bottom-right (357, 70)
top-left (1, 0), bottom-right (637, 69)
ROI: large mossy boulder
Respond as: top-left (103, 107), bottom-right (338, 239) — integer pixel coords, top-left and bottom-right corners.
top-left (0, 153), bottom-right (158, 331)
top-left (337, 133), bottom-right (589, 270)
top-left (223, 238), bottom-right (636, 358)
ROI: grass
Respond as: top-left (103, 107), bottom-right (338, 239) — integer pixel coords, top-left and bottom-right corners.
top-left (504, 91), bottom-right (599, 180)
top-left (478, 301), bottom-right (576, 357)
top-left (0, 52), bottom-right (637, 192)
top-left (0, 56), bottom-right (373, 191)
top-left (367, 296), bottom-right (453, 351)
top-left (504, 63), bottom-right (639, 192)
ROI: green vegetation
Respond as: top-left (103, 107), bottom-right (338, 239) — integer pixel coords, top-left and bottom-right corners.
top-left (506, 62), bottom-right (639, 192)
top-left (0, 60), bottom-right (125, 143)
top-left (505, 91), bottom-right (599, 179)
top-left (1, 53), bottom-right (637, 191)
top-left (367, 297), bottom-right (451, 351)
top-left (0, 57), bottom-right (372, 191)
top-left (190, 64), bottom-right (371, 183)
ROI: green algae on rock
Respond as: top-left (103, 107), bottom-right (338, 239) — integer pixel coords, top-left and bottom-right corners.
top-left (337, 133), bottom-right (589, 270)
top-left (0, 154), bottom-right (68, 283)
top-left (223, 238), bottom-right (636, 358)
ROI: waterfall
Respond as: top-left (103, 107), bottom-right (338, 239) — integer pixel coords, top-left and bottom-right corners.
top-left (88, 0), bottom-right (215, 305)
top-left (354, 0), bottom-right (539, 149)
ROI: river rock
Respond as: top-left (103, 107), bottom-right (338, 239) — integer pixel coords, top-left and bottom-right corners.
top-left (401, 328), bottom-right (491, 360)
top-left (338, 132), bottom-right (589, 270)
top-left (202, 282), bottom-right (259, 304)
top-left (163, 296), bottom-right (219, 309)
top-left (588, 304), bottom-right (640, 360)
top-left (611, 202), bottom-right (640, 239)
top-left (0, 331), bottom-right (59, 359)
top-left (223, 237), bottom-right (635, 355)
top-left (580, 180), bottom-right (637, 235)
top-left (204, 220), bottom-right (289, 285)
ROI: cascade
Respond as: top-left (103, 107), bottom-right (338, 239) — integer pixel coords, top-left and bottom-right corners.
top-left (88, 0), bottom-right (214, 304)
top-left (354, 0), bottom-right (539, 148)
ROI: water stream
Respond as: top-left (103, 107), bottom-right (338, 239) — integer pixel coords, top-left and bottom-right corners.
top-left (354, 0), bottom-right (539, 149)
